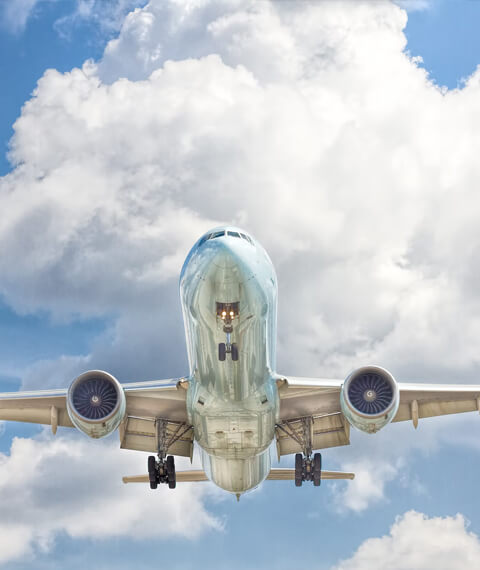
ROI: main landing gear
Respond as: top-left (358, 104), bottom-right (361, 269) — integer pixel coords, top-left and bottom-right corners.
top-left (148, 418), bottom-right (177, 490)
top-left (277, 415), bottom-right (323, 487)
top-left (148, 455), bottom-right (176, 489)
top-left (295, 452), bottom-right (322, 487)
top-left (217, 301), bottom-right (239, 361)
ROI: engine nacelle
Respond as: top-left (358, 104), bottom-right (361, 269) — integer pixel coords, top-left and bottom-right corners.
top-left (340, 365), bottom-right (399, 434)
top-left (67, 370), bottom-right (126, 439)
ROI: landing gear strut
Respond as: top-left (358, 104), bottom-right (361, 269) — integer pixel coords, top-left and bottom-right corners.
top-left (294, 452), bottom-right (322, 487)
top-left (277, 415), bottom-right (323, 487)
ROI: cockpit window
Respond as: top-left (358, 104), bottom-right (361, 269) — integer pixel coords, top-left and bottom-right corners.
top-left (198, 230), bottom-right (225, 246)
top-left (239, 233), bottom-right (253, 244)
top-left (199, 229), bottom-right (254, 246)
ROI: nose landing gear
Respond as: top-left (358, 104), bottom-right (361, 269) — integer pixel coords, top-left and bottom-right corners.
top-left (219, 342), bottom-right (239, 361)
top-left (217, 301), bottom-right (239, 361)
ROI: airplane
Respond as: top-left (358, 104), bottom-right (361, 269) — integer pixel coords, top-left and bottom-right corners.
top-left (1, 225), bottom-right (480, 499)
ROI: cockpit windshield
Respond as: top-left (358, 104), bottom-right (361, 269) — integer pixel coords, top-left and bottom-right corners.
top-left (198, 230), bottom-right (254, 247)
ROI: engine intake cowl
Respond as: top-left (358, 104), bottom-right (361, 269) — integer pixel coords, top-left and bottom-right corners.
top-left (340, 365), bottom-right (399, 434)
top-left (67, 370), bottom-right (126, 439)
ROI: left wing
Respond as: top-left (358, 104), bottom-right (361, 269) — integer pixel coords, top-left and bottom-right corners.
top-left (0, 378), bottom-right (193, 457)
top-left (275, 376), bottom-right (480, 457)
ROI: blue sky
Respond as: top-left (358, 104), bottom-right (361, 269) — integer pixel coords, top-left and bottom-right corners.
top-left (2, 1), bottom-right (480, 568)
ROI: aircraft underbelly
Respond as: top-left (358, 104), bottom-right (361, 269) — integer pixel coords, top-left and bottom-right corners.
top-left (189, 368), bottom-right (278, 492)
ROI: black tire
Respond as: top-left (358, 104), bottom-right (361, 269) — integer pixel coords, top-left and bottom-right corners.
top-left (231, 343), bottom-right (239, 361)
top-left (313, 452), bottom-right (322, 487)
top-left (166, 455), bottom-right (176, 489)
top-left (148, 456), bottom-right (158, 490)
top-left (295, 453), bottom-right (303, 487)
top-left (219, 343), bottom-right (226, 361)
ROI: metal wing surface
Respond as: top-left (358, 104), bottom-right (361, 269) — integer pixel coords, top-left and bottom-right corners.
top-left (0, 378), bottom-right (193, 457)
top-left (276, 376), bottom-right (480, 456)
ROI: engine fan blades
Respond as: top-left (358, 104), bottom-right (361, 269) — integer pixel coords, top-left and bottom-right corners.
top-left (347, 373), bottom-right (393, 415)
top-left (71, 377), bottom-right (118, 420)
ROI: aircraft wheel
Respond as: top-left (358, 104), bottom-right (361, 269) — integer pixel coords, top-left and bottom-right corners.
top-left (166, 455), bottom-right (176, 489)
top-left (148, 455), bottom-right (158, 490)
top-left (313, 453), bottom-right (322, 487)
top-left (219, 343), bottom-right (226, 361)
top-left (231, 343), bottom-right (239, 361)
top-left (295, 453), bottom-right (303, 487)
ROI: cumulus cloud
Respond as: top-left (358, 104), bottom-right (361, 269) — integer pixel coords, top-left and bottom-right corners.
top-left (1, 0), bottom-right (480, 531)
top-left (0, 432), bottom-right (221, 565)
top-left (3, 0), bottom-right (480, 385)
top-left (332, 510), bottom-right (480, 569)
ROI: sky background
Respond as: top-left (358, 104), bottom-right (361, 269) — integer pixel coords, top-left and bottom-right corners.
top-left (1, 0), bottom-right (480, 568)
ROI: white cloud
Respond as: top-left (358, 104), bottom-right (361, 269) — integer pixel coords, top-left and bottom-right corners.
top-left (0, 432), bottom-right (221, 565)
top-left (54, 0), bottom-right (147, 39)
top-left (395, 0), bottom-right (432, 12)
top-left (331, 457), bottom-right (400, 513)
top-left (3, 0), bottom-right (477, 386)
top-left (332, 510), bottom-right (480, 569)
top-left (1, 0), bottom-right (147, 37)
top-left (2, 0), bottom-right (41, 33)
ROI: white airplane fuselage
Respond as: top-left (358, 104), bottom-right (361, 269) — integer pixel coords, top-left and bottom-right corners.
top-left (180, 227), bottom-right (279, 493)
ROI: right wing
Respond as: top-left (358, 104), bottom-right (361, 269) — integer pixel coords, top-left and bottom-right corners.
top-left (275, 376), bottom-right (480, 456)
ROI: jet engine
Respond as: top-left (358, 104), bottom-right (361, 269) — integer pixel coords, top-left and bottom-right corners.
top-left (66, 370), bottom-right (126, 438)
top-left (340, 365), bottom-right (399, 434)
